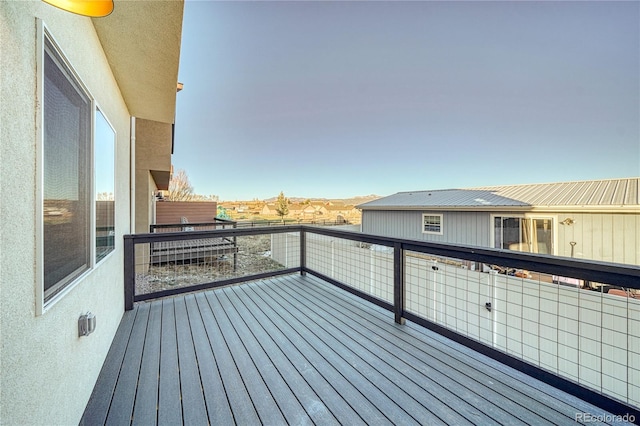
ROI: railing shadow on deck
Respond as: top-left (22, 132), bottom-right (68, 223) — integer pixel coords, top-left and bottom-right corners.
top-left (124, 225), bottom-right (640, 421)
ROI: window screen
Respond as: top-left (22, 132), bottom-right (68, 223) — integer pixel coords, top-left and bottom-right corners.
top-left (43, 37), bottom-right (92, 301)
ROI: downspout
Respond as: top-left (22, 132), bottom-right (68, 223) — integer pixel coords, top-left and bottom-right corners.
top-left (130, 117), bottom-right (136, 234)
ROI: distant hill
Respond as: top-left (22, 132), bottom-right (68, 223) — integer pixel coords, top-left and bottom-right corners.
top-left (261, 194), bottom-right (381, 205)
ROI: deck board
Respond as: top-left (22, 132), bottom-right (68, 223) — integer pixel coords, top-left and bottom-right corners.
top-left (229, 285), bottom-right (363, 425)
top-left (184, 294), bottom-right (235, 424)
top-left (105, 303), bottom-right (149, 426)
top-left (195, 292), bottom-right (262, 425)
top-left (157, 298), bottom-right (181, 425)
top-left (174, 296), bottom-right (209, 425)
top-left (131, 301), bottom-right (161, 426)
top-left (79, 310), bottom-right (136, 426)
top-left (82, 274), bottom-right (623, 425)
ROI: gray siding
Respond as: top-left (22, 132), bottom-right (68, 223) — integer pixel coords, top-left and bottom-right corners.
top-left (556, 212), bottom-right (640, 265)
top-left (363, 210), bottom-right (640, 266)
top-left (362, 210), bottom-right (491, 247)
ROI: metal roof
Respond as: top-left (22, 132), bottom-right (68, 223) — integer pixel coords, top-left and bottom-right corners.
top-left (358, 178), bottom-right (640, 211)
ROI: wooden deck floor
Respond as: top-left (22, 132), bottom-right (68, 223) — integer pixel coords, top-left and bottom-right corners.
top-left (81, 274), bottom-right (618, 425)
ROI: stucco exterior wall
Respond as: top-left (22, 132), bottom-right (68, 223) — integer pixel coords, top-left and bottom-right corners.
top-left (1, 2), bottom-right (131, 424)
top-left (135, 170), bottom-right (158, 234)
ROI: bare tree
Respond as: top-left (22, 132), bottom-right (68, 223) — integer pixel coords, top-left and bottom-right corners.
top-left (275, 191), bottom-right (289, 223)
top-left (167, 169), bottom-right (195, 201)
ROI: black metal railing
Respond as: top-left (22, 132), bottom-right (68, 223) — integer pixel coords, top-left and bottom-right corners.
top-left (125, 224), bottom-right (640, 311)
top-left (124, 225), bottom-right (640, 418)
top-left (149, 218), bottom-right (237, 233)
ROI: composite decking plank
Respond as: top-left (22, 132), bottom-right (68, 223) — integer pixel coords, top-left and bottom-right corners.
top-left (233, 284), bottom-right (367, 426)
top-left (105, 302), bottom-right (150, 426)
top-left (203, 290), bottom-right (288, 425)
top-left (218, 287), bottom-right (316, 425)
top-left (242, 281), bottom-right (394, 425)
top-left (131, 300), bottom-right (162, 426)
top-left (247, 280), bottom-right (416, 426)
top-left (81, 309), bottom-right (137, 426)
top-left (174, 296), bottom-right (209, 425)
top-left (277, 275), bottom-right (507, 425)
top-left (183, 294), bottom-right (235, 425)
top-left (194, 292), bottom-right (262, 425)
top-left (157, 298), bottom-right (182, 425)
top-left (282, 275), bottom-right (551, 425)
top-left (301, 274), bottom-right (605, 423)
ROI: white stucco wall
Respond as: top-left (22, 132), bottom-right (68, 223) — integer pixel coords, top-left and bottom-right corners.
top-left (1, 2), bottom-right (131, 424)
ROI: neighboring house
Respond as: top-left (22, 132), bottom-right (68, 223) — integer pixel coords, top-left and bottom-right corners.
top-left (0, 2), bottom-right (184, 425)
top-left (359, 178), bottom-right (640, 265)
top-left (302, 204), bottom-right (322, 218)
top-left (261, 203), bottom-right (275, 215)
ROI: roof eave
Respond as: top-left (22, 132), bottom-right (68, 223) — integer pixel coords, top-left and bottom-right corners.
top-left (92, 0), bottom-right (184, 124)
top-left (359, 205), bottom-right (640, 214)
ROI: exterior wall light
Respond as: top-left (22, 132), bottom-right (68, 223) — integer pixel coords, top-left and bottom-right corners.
top-left (78, 312), bottom-right (96, 337)
top-left (560, 218), bottom-right (575, 225)
top-left (42, 0), bottom-right (114, 17)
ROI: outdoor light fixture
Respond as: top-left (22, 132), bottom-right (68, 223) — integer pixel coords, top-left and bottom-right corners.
top-left (560, 218), bottom-right (575, 225)
top-left (42, 0), bottom-right (114, 17)
top-left (78, 312), bottom-right (96, 337)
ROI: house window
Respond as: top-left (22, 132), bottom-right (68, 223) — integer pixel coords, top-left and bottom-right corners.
top-left (42, 35), bottom-right (92, 302)
top-left (95, 109), bottom-right (115, 262)
top-left (422, 214), bottom-right (443, 235)
top-left (493, 216), bottom-right (553, 254)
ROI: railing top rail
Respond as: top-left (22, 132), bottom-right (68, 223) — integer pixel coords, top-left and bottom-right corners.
top-left (302, 226), bottom-right (640, 289)
top-left (127, 225), bottom-right (302, 243)
top-left (126, 225), bottom-right (640, 289)
top-left (150, 219), bottom-right (237, 230)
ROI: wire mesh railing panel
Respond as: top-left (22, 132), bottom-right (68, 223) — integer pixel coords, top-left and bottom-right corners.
top-left (271, 232), bottom-right (300, 268)
top-left (133, 230), bottom-right (299, 297)
top-left (403, 251), bottom-right (640, 409)
top-left (305, 235), bottom-right (393, 303)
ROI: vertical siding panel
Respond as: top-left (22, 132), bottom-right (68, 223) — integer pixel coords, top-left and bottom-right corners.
top-left (557, 214), bottom-right (568, 258)
top-left (578, 214), bottom-right (593, 260)
top-left (612, 215), bottom-right (625, 264)
top-left (601, 214), bottom-right (613, 262)
top-left (623, 214), bottom-right (638, 265)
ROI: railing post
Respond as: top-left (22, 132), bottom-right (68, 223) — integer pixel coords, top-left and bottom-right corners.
top-left (300, 228), bottom-right (306, 276)
top-left (394, 242), bottom-right (405, 325)
top-left (233, 221), bottom-right (238, 272)
top-left (124, 235), bottom-right (135, 311)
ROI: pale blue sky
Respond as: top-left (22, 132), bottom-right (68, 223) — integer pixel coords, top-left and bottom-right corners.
top-left (173, 0), bottom-right (639, 201)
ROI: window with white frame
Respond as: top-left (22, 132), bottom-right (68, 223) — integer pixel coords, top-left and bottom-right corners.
top-left (95, 109), bottom-right (115, 263)
top-left (422, 213), bottom-right (443, 235)
top-left (40, 28), bottom-right (116, 308)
